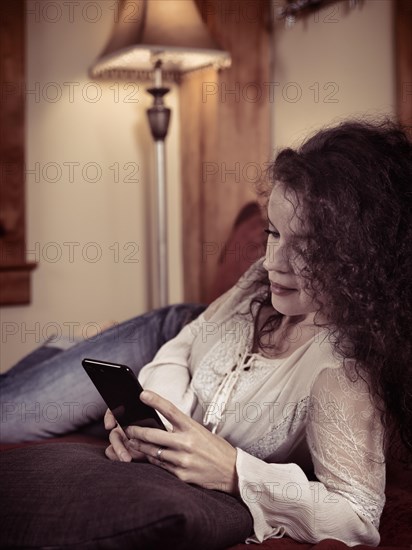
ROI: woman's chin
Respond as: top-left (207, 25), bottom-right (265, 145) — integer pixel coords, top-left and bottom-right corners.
top-left (271, 296), bottom-right (296, 316)
top-left (270, 293), bottom-right (312, 318)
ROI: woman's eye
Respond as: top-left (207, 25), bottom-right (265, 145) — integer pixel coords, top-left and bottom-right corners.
top-left (264, 229), bottom-right (280, 239)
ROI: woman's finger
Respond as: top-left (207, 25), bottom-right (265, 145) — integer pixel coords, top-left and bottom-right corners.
top-left (146, 453), bottom-right (178, 474)
top-left (129, 438), bottom-right (166, 460)
top-left (123, 439), bottom-right (149, 461)
top-left (105, 444), bottom-right (118, 461)
top-left (108, 427), bottom-right (132, 462)
top-left (124, 425), bottom-right (173, 448)
top-left (139, 391), bottom-right (192, 432)
top-left (104, 408), bottom-right (116, 430)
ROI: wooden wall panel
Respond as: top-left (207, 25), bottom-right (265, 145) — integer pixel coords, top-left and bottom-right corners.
top-left (395, 0), bottom-right (412, 131)
top-left (0, 0), bottom-right (36, 305)
top-left (180, 0), bottom-right (271, 303)
top-left (179, 67), bottom-right (218, 303)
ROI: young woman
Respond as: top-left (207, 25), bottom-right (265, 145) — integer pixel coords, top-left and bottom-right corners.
top-left (1, 120), bottom-right (411, 546)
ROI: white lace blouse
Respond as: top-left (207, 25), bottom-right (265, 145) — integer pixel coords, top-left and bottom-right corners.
top-left (138, 259), bottom-right (385, 547)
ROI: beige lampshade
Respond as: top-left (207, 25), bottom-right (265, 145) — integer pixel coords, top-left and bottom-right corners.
top-left (89, 0), bottom-right (231, 81)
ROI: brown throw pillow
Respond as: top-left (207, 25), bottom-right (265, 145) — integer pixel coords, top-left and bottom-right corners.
top-left (0, 442), bottom-right (253, 549)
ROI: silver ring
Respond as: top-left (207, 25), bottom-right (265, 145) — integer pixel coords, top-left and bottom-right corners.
top-left (156, 446), bottom-right (165, 462)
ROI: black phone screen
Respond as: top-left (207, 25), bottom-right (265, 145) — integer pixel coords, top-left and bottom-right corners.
top-left (82, 358), bottom-right (166, 430)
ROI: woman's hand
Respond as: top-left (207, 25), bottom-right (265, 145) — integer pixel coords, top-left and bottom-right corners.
top-left (124, 391), bottom-right (239, 495)
top-left (104, 409), bottom-right (146, 462)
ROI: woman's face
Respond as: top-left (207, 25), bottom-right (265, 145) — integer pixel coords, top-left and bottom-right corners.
top-left (263, 183), bottom-right (318, 318)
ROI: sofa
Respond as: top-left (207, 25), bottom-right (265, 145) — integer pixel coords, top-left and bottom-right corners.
top-left (1, 203), bottom-right (411, 549)
top-left (0, 433), bottom-right (411, 549)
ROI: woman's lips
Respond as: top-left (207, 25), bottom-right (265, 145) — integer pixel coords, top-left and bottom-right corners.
top-left (270, 282), bottom-right (297, 296)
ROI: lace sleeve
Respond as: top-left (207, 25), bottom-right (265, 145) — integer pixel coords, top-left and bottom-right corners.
top-left (138, 314), bottom-right (205, 421)
top-left (235, 365), bottom-right (386, 546)
top-left (307, 365), bottom-right (386, 528)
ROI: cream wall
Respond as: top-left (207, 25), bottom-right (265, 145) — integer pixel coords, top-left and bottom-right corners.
top-left (0, 0), bottom-right (183, 372)
top-left (1, 0), bottom-right (396, 372)
top-left (271, 0), bottom-right (396, 149)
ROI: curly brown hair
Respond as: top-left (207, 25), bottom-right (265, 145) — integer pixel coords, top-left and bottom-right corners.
top-left (252, 119), bottom-right (412, 458)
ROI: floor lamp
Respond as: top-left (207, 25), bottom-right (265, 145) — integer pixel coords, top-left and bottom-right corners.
top-left (89, 0), bottom-right (231, 307)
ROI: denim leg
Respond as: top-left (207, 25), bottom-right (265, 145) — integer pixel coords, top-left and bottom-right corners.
top-left (0, 303), bottom-right (205, 443)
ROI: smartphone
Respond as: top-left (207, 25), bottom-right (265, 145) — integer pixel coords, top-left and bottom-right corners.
top-left (82, 358), bottom-right (166, 430)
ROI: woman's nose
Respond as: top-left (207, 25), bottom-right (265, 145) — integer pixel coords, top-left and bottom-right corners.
top-left (263, 240), bottom-right (290, 274)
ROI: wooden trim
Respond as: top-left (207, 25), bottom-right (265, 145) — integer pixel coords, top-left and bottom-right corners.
top-left (180, 0), bottom-right (271, 303)
top-left (395, 0), bottom-right (412, 130)
top-left (0, 0), bottom-right (37, 305)
top-left (0, 264), bottom-right (37, 305)
top-left (180, 67), bottom-right (218, 302)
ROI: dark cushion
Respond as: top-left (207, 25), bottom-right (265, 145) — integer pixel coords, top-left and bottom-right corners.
top-left (208, 201), bottom-right (266, 302)
top-left (0, 442), bottom-right (253, 549)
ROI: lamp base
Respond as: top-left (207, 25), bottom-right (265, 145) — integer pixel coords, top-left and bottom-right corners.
top-left (147, 87), bottom-right (171, 141)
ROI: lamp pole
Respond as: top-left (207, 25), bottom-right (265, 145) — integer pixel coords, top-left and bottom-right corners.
top-left (147, 60), bottom-right (171, 307)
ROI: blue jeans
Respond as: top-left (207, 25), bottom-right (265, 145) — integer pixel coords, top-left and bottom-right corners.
top-left (0, 304), bottom-right (205, 443)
